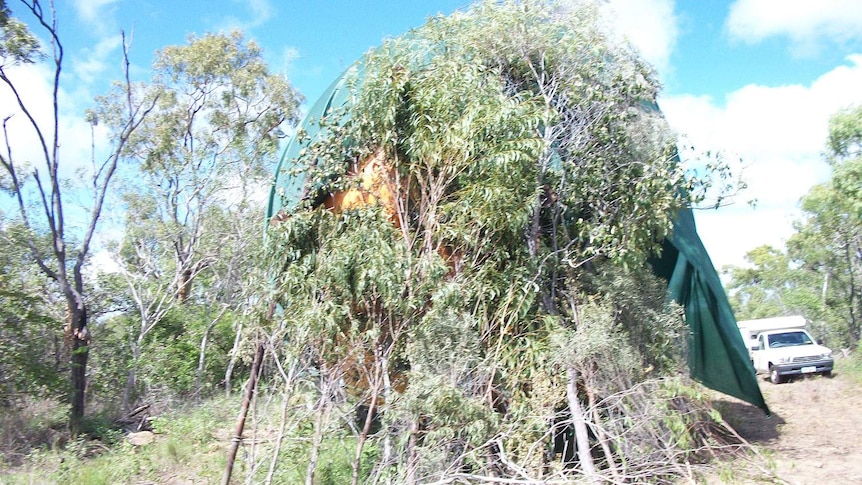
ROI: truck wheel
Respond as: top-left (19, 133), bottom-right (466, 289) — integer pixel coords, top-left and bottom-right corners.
top-left (769, 366), bottom-right (784, 384)
top-left (822, 370), bottom-right (832, 378)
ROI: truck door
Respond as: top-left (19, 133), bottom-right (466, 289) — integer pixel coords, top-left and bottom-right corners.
top-left (753, 334), bottom-right (766, 371)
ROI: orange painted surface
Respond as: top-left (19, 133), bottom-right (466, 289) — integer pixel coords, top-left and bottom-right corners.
top-left (321, 151), bottom-right (464, 272)
top-left (273, 150), bottom-right (475, 402)
top-left (322, 150), bottom-right (400, 228)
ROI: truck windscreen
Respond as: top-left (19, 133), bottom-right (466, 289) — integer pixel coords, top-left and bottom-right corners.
top-left (768, 331), bottom-right (814, 348)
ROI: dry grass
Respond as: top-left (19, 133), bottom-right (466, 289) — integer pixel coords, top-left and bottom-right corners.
top-left (0, 398), bottom-right (69, 468)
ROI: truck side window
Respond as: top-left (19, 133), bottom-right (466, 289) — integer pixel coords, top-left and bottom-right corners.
top-left (758, 335), bottom-right (765, 351)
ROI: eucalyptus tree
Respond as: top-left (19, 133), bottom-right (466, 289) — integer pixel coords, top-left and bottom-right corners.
top-left (0, 218), bottom-right (66, 405)
top-left (116, 30), bottom-right (300, 304)
top-left (725, 106), bottom-right (862, 348)
top-left (263, 1), bottom-right (724, 482)
top-left (104, 31), bottom-right (301, 410)
top-left (724, 245), bottom-right (819, 320)
top-left (1, 1), bottom-right (155, 434)
top-left (787, 105), bottom-right (862, 347)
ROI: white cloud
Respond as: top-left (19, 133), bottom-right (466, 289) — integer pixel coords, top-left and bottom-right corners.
top-left (727, 0), bottom-right (862, 53)
top-left (72, 0), bottom-right (120, 36)
top-left (89, 247), bottom-right (121, 275)
top-left (601, 0), bottom-right (679, 76)
top-left (659, 55), bottom-right (862, 270)
top-left (66, 1), bottom-right (127, 104)
top-left (245, 0), bottom-right (274, 26)
top-left (219, 0), bottom-right (275, 32)
top-left (1, 62), bottom-right (115, 207)
top-left (1, 65), bottom-right (129, 262)
top-left (72, 34), bottom-right (122, 86)
top-left (276, 45), bottom-right (300, 77)
top-left (1, 63), bottom-right (59, 166)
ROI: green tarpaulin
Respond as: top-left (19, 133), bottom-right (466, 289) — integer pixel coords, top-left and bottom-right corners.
top-left (267, 59), bottom-right (769, 414)
top-left (653, 208), bottom-right (769, 412)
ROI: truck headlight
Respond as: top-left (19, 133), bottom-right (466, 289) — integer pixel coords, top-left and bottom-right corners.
top-left (821, 352), bottom-right (832, 359)
top-left (777, 356), bottom-right (792, 364)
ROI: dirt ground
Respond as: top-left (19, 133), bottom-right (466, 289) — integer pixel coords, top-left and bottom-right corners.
top-left (712, 366), bottom-right (862, 484)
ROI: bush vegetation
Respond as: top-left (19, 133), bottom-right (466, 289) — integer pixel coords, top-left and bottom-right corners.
top-left (2, 0), bottom-right (859, 483)
top-left (257, 1), bottom-right (755, 482)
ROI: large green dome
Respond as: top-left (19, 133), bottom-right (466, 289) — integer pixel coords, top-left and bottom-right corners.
top-left (266, 18), bottom-right (767, 413)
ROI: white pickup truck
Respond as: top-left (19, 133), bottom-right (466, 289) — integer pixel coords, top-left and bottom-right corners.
top-left (737, 316), bottom-right (833, 384)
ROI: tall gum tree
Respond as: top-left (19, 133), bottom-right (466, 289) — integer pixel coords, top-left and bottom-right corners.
top-left (114, 30), bottom-right (301, 305)
top-left (0, 218), bottom-right (67, 404)
top-left (100, 31), bottom-right (301, 411)
top-left (0, 0), bottom-right (156, 434)
top-left (788, 106), bottom-right (862, 347)
top-left (726, 106), bottom-right (862, 349)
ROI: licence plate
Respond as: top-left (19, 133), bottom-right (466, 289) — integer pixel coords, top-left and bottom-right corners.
top-left (801, 366), bottom-right (816, 373)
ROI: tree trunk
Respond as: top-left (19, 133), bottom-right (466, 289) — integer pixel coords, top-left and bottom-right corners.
top-left (381, 353), bottom-right (393, 485)
top-left (225, 322), bottom-right (244, 397)
top-left (177, 267), bottom-right (193, 303)
top-left (265, 362), bottom-right (299, 485)
top-left (586, 383), bottom-right (619, 480)
top-left (406, 417), bottom-right (420, 485)
top-left (196, 309), bottom-right (225, 402)
top-left (565, 365), bottom-right (596, 479)
top-left (351, 347), bottom-right (383, 485)
top-left (306, 372), bottom-right (334, 485)
top-left (122, 363), bottom-right (136, 414)
top-left (195, 330), bottom-right (210, 403)
top-left (844, 244), bottom-right (860, 347)
top-left (68, 304), bottom-right (89, 437)
top-left (221, 340), bottom-right (264, 485)
top-left (122, 334), bottom-right (144, 414)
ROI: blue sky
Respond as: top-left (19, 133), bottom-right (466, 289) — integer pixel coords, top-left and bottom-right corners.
top-left (4, 0), bottom-right (862, 272)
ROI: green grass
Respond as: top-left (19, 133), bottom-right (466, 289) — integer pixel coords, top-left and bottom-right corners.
top-left (0, 393), bottom-right (380, 485)
top-left (836, 349), bottom-right (862, 384)
top-left (0, 397), bottom-right (236, 484)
